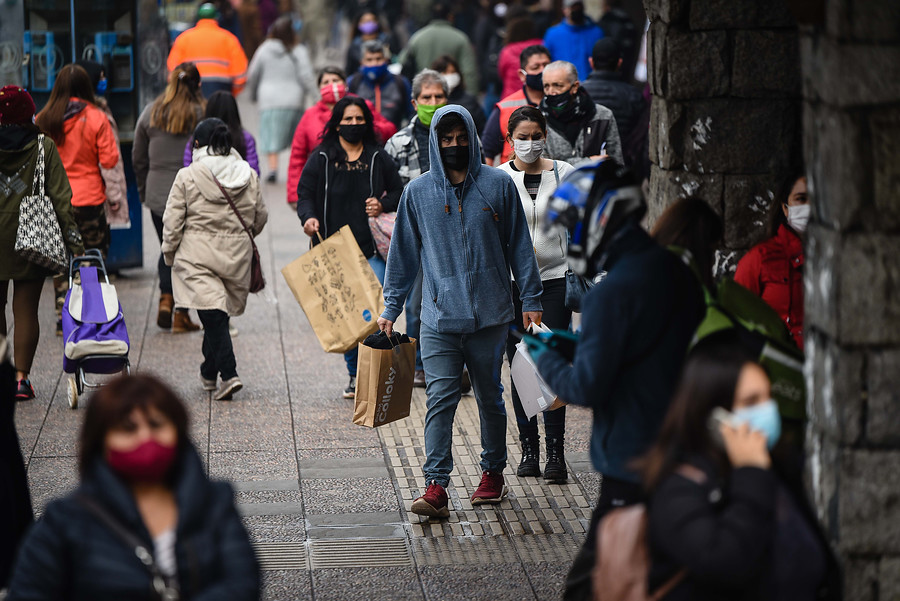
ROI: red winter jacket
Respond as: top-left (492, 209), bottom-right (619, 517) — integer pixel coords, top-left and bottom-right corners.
top-left (286, 99), bottom-right (397, 203)
top-left (734, 224), bottom-right (804, 349)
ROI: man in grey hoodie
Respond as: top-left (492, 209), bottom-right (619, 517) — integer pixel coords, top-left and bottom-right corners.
top-left (378, 105), bottom-right (543, 518)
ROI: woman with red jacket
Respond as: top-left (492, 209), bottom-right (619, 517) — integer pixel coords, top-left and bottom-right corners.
top-left (286, 67), bottom-right (396, 205)
top-left (36, 64), bottom-right (121, 334)
top-left (734, 172), bottom-right (808, 349)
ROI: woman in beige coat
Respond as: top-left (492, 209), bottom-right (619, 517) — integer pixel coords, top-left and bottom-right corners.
top-left (162, 118), bottom-right (267, 401)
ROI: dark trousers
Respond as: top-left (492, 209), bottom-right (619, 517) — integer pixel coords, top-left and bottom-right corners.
top-left (197, 309), bottom-right (237, 380)
top-left (151, 212), bottom-right (173, 295)
top-left (564, 476), bottom-right (645, 601)
top-left (505, 277), bottom-right (571, 435)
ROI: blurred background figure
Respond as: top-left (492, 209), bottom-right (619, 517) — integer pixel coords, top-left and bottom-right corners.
top-left (6, 374), bottom-right (260, 600)
top-left (247, 13), bottom-right (316, 183)
top-left (345, 8), bottom-right (398, 76)
top-left (542, 0), bottom-right (603, 80)
top-left (734, 171), bottom-right (808, 350)
top-left (133, 62), bottom-right (205, 334)
top-left (431, 55), bottom-right (486, 134)
top-left (184, 91), bottom-right (260, 175)
top-left (286, 67), bottom-right (397, 205)
top-left (164, 118), bottom-right (267, 401)
top-left (400, 3), bottom-right (480, 94)
top-left (0, 85), bottom-right (83, 401)
top-left (498, 14), bottom-right (544, 99)
top-left (347, 39), bottom-right (412, 130)
top-left (35, 64), bottom-right (120, 337)
top-left (0, 335), bottom-right (34, 590)
top-left (167, 2), bottom-right (249, 97)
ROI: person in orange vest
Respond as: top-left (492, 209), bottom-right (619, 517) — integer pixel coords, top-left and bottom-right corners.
top-left (480, 44), bottom-right (551, 165)
top-left (167, 3), bottom-right (249, 98)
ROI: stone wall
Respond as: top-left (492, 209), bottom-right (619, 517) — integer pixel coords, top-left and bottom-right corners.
top-left (802, 0), bottom-right (900, 598)
top-left (643, 0), bottom-right (802, 270)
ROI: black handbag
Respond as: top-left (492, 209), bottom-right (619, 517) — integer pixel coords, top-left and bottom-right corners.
top-left (564, 269), bottom-right (594, 312)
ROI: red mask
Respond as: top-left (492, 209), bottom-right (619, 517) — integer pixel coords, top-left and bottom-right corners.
top-left (320, 82), bottom-right (346, 105)
top-left (106, 439), bottom-right (177, 482)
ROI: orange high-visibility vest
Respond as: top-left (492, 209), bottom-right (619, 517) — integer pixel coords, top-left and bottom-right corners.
top-left (497, 89), bottom-right (531, 163)
top-left (167, 20), bottom-right (248, 95)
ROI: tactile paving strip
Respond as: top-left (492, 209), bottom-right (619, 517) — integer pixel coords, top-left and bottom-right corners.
top-left (255, 542), bottom-right (310, 570)
top-left (309, 538), bottom-right (413, 569)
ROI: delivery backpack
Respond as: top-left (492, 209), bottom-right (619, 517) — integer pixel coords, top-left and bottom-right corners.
top-left (672, 247), bottom-right (806, 421)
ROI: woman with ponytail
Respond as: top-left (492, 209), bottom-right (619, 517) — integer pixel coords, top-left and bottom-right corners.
top-left (162, 118), bottom-right (267, 401)
top-left (133, 62), bottom-right (205, 333)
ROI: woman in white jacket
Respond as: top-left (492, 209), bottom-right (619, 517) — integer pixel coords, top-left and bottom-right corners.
top-left (246, 14), bottom-right (316, 184)
top-left (499, 106), bottom-right (575, 484)
top-left (163, 119), bottom-right (268, 401)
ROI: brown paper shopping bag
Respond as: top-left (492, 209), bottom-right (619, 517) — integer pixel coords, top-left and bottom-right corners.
top-left (281, 225), bottom-right (385, 353)
top-left (353, 337), bottom-right (416, 428)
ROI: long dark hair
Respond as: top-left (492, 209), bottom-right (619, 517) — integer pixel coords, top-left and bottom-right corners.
top-left (203, 91), bottom-right (246, 159)
top-left (268, 14), bottom-right (295, 50)
top-left (635, 340), bottom-right (757, 492)
top-left (768, 169), bottom-right (806, 238)
top-left (321, 96), bottom-right (377, 149)
top-left (651, 197), bottom-right (723, 289)
top-left (35, 64), bottom-right (96, 145)
top-left (505, 16), bottom-right (539, 45)
top-left (349, 9), bottom-right (383, 43)
top-left (78, 374), bottom-right (189, 477)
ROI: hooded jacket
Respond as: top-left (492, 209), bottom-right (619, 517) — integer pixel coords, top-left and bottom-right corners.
top-left (381, 105), bottom-right (543, 334)
top-left (162, 148), bottom-right (267, 316)
top-left (542, 18), bottom-right (604, 81)
top-left (246, 38), bottom-right (316, 112)
top-left (57, 99), bottom-right (120, 207)
top-left (6, 444), bottom-right (259, 601)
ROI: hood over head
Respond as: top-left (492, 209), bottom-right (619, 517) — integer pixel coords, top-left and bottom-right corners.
top-left (427, 104), bottom-right (482, 185)
top-left (190, 146), bottom-right (253, 202)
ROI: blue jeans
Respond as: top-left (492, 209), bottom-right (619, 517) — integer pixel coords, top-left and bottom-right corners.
top-left (404, 268), bottom-right (424, 370)
top-left (420, 322), bottom-right (508, 487)
top-left (344, 255), bottom-right (386, 377)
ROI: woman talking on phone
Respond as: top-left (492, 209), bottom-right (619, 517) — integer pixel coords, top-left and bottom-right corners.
top-left (636, 341), bottom-right (840, 601)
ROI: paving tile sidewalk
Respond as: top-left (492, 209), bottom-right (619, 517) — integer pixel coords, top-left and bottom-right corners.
top-left (10, 101), bottom-right (601, 600)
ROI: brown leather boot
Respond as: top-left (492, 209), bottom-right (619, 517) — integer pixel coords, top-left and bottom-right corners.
top-left (172, 309), bottom-right (201, 333)
top-left (157, 294), bottom-right (174, 329)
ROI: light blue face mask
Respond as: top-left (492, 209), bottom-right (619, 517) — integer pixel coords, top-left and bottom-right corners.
top-left (732, 399), bottom-right (782, 449)
top-left (96, 78), bottom-right (108, 95)
top-left (292, 18), bottom-right (303, 32)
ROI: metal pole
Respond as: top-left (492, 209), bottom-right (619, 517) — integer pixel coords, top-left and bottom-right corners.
top-left (69, 0), bottom-right (75, 62)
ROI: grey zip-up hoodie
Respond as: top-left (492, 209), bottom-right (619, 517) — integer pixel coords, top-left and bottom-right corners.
top-left (381, 105), bottom-right (543, 334)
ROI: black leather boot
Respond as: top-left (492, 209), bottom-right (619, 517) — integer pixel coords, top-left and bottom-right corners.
top-left (516, 432), bottom-right (541, 477)
top-left (543, 428), bottom-right (568, 483)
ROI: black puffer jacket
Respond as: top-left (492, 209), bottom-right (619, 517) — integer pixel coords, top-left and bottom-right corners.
top-left (7, 444), bottom-right (259, 601)
top-left (581, 70), bottom-right (645, 143)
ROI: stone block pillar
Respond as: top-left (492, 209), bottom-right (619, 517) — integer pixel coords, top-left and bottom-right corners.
top-left (802, 0), bottom-right (900, 597)
top-left (643, 0), bottom-right (802, 269)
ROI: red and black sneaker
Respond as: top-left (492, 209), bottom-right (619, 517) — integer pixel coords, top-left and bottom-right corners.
top-left (15, 379), bottom-right (35, 401)
top-left (470, 470), bottom-right (508, 505)
top-left (411, 480), bottom-right (450, 518)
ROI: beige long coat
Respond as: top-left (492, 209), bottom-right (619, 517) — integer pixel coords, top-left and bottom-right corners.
top-left (162, 149), bottom-right (267, 316)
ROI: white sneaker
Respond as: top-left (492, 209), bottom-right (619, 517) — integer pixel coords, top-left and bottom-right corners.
top-left (342, 376), bottom-right (356, 399)
top-left (214, 376), bottom-right (242, 401)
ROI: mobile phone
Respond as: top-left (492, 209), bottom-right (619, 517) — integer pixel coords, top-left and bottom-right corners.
top-left (708, 407), bottom-right (734, 445)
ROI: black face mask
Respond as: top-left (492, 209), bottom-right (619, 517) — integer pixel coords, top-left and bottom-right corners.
top-left (440, 146), bottom-right (468, 171)
top-left (569, 8), bottom-right (586, 24)
top-left (544, 89), bottom-right (574, 113)
top-left (338, 124), bottom-right (366, 144)
top-left (524, 71), bottom-right (543, 92)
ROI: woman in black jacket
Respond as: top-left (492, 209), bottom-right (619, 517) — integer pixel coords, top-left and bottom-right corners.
top-left (7, 375), bottom-right (259, 601)
top-left (637, 342), bottom-right (840, 601)
top-left (297, 95), bottom-right (403, 399)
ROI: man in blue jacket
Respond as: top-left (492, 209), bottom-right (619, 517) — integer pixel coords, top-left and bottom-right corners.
top-left (378, 105), bottom-right (543, 518)
top-left (527, 162), bottom-right (704, 600)
top-left (542, 0), bottom-right (604, 81)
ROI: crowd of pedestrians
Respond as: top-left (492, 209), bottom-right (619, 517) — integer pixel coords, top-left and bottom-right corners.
top-left (0, 1), bottom-right (835, 599)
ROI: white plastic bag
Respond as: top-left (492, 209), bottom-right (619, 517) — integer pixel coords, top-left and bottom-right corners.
top-left (510, 323), bottom-right (559, 419)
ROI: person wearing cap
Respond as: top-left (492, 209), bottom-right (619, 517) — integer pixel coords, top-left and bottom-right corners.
top-left (542, 0), bottom-right (604, 82)
top-left (167, 2), bottom-right (249, 97)
top-left (581, 38), bottom-right (645, 150)
top-left (0, 86), bottom-right (84, 401)
top-left (525, 160), bottom-right (704, 600)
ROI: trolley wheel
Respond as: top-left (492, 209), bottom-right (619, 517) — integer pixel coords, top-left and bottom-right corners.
top-left (67, 377), bottom-right (79, 410)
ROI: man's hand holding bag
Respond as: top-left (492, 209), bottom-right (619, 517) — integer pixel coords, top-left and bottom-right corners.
top-left (353, 331), bottom-right (416, 428)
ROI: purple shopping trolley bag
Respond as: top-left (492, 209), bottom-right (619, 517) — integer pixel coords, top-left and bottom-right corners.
top-left (62, 265), bottom-right (130, 374)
